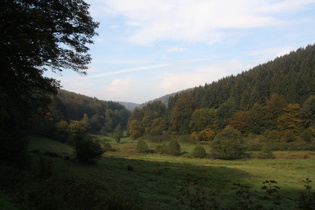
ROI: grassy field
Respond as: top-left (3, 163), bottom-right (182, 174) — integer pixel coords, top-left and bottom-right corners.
top-left (24, 135), bottom-right (315, 209)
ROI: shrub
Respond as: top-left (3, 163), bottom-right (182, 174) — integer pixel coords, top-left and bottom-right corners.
top-left (199, 128), bottom-right (216, 141)
top-left (211, 127), bottom-right (245, 160)
top-left (167, 140), bottom-right (181, 156)
top-left (156, 143), bottom-right (167, 154)
top-left (192, 145), bottom-right (207, 158)
top-left (73, 132), bottom-right (104, 164)
top-left (136, 139), bottom-right (149, 153)
top-left (102, 142), bottom-right (113, 152)
top-left (257, 145), bottom-right (274, 159)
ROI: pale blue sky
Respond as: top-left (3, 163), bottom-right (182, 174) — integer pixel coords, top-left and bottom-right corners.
top-left (46, 0), bottom-right (315, 104)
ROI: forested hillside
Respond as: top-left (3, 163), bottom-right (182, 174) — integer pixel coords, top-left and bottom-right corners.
top-left (128, 44), bottom-right (315, 150)
top-left (29, 90), bottom-right (130, 141)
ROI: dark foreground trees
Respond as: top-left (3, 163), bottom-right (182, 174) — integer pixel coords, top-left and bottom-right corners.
top-left (0, 0), bottom-right (98, 125)
top-left (0, 0), bottom-right (98, 162)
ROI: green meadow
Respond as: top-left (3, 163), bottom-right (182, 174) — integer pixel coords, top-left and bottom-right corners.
top-left (20, 136), bottom-right (315, 209)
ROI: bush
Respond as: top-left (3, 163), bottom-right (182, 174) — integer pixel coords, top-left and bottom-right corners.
top-left (167, 140), bottom-right (181, 156)
top-left (102, 143), bottom-right (113, 152)
top-left (156, 143), bottom-right (167, 154)
top-left (211, 127), bottom-right (245, 160)
top-left (136, 139), bottom-right (149, 153)
top-left (73, 132), bottom-right (104, 164)
top-left (257, 145), bottom-right (274, 159)
top-left (192, 145), bottom-right (207, 158)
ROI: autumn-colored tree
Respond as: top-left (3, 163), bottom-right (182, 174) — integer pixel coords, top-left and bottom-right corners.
top-left (199, 128), bottom-right (216, 141)
top-left (277, 104), bottom-right (303, 135)
top-left (191, 131), bottom-right (199, 141)
top-left (128, 120), bottom-right (144, 139)
top-left (149, 118), bottom-right (165, 136)
top-left (228, 110), bottom-right (249, 134)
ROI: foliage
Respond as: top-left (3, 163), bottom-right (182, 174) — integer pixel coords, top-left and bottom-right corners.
top-left (136, 139), bottom-right (149, 153)
top-left (166, 140), bottom-right (181, 156)
top-left (0, 0), bottom-right (98, 124)
top-left (128, 120), bottom-right (144, 139)
top-left (216, 98), bottom-right (237, 129)
top-left (113, 124), bottom-right (123, 143)
top-left (73, 132), bottom-right (104, 164)
top-left (189, 108), bottom-right (216, 132)
top-left (155, 143), bottom-right (168, 154)
top-left (179, 179), bottom-right (206, 209)
top-left (198, 128), bottom-right (216, 141)
top-left (257, 145), bottom-right (275, 159)
top-left (123, 45), bottom-right (315, 151)
top-left (170, 91), bottom-right (195, 134)
top-left (211, 127), bottom-right (245, 159)
top-left (192, 145), bottom-right (207, 158)
top-left (261, 180), bottom-right (281, 208)
top-left (233, 183), bottom-right (253, 209)
top-left (296, 178), bottom-right (315, 209)
top-left (228, 110), bottom-right (249, 134)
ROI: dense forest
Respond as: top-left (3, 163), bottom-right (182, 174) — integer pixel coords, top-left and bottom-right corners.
top-left (128, 44), bottom-right (315, 151)
top-left (28, 90), bottom-right (131, 142)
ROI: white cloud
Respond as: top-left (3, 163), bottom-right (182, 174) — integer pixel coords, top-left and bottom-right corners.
top-left (87, 64), bottom-right (169, 79)
top-left (100, 0), bottom-right (315, 45)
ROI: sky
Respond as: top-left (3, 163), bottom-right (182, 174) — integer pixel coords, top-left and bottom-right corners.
top-left (46, 0), bottom-right (315, 104)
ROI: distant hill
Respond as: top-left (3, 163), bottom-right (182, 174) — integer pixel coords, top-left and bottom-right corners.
top-left (118, 101), bottom-right (140, 111)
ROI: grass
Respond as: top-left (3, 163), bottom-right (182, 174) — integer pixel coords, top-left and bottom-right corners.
top-left (4, 135), bottom-right (314, 209)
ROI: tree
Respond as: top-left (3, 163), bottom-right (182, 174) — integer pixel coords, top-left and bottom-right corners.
top-left (301, 95), bottom-right (315, 127)
top-left (264, 94), bottom-right (287, 130)
top-left (189, 108), bottom-right (216, 132)
top-left (128, 120), bottom-right (144, 139)
top-left (0, 0), bottom-right (98, 126)
top-left (0, 0), bottom-right (98, 163)
top-left (211, 127), bottom-right (245, 160)
top-left (198, 128), bottom-right (216, 141)
top-left (277, 104), bottom-right (303, 138)
top-left (216, 98), bottom-right (237, 129)
top-left (170, 91), bottom-right (195, 134)
top-left (113, 124), bottom-right (123, 143)
top-left (73, 131), bottom-right (104, 164)
top-left (247, 103), bottom-right (266, 134)
top-left (228, 110), bottom-right (249, 134)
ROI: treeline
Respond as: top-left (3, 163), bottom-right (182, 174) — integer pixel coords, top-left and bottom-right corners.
top-left (128, 44), bottom-right (315, 151)
top-left (29, 90), bottom-right (130, 142)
